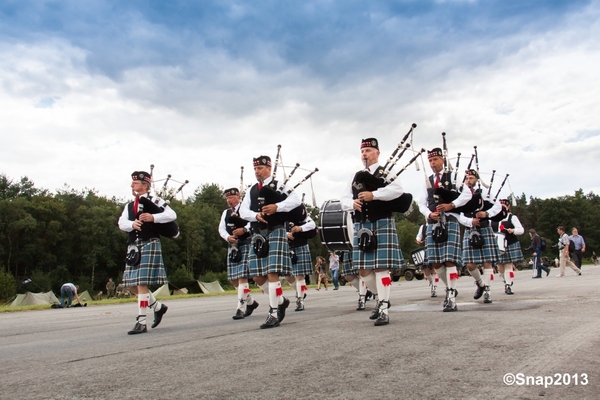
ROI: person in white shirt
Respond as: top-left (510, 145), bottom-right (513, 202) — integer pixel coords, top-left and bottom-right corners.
top-left (494, 199), bottom-right (525, 294)
top-left (239, 155), bottom-right (301, 329)
top-left (118, 171), bottom-right (176, 335)
top-left (218, 187), bottom-right (259, 320)
top-left (340, 137), bottom-right (405, 326)
top-left (556, 226), bottom-right (581, 277)
top-left (417, 148), bottom-right (472, 312)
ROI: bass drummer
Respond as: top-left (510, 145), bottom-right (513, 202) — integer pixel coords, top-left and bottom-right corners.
top-left (340, 137), bottom-right (405, 326)
top-left (418, 148), bottom-right (472, 312)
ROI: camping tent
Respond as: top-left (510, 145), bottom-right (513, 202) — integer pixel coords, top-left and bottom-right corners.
top-left (152, 284), bottom-right (171, 297)
top-left (198, 280), bottom-right (225, 293)
top-left (10, 291), bottom-right (59, 307)
top-left (78, 290), bottom-right (93, 302)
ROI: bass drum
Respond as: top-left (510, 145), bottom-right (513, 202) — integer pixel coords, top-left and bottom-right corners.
top-left (319, 199), bottom-right (354, 252)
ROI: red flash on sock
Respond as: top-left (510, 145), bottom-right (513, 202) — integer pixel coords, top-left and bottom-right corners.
top-left (300, 285), bottom-right (307, 292)
top-left (490, 274), bottom-right (495, 281)
top-left (243, 288), bottom-right (251, 294)
top-left (140, 300), bottom-right (149, 308)
top-left (449, 273), bottom-right (459, 281)
top-left (509, 271), bottom-right (515, 278)
top-left (382, 276), bottom-right (392, 287)
top-left (434, 277), bottom-right (440, 283)
top-left (276, 287), bottom-right (283, 297)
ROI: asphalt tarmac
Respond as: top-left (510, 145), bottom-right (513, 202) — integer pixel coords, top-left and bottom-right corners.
top-left (1, 265), bottom-right (598, 400)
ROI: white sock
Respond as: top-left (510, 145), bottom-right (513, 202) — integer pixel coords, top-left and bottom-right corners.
top-left (436, 266), bottom-right (448, 287)
top-left (469, 266), bottom-right (484, 286)
top-left (447, 266), bottom-right (459, 290)
top-left (138, 293), bottom-right (149, 325)
top-left (483, 269), bottom-right (494, 287)
top-left (238, 283), bottom-right (249, 310)
top-left (349, 276), bottom-right (360, 291)
top-left (505, 268), bottom-right (514, 286)
top-left (359, 277), bottom-right (367, 296)
top-left (375, 271), bottom-right (392, 302)
top-left (361, 272), bottom-right (377, 297)
top-left (296, 279), bottom-right (307, 298)
top-left (268, 281), bottom-right (283, 309)
top-left (148, 291), bottom-right (161, 311)
top-left (259, 281), bottom-right (269, 295)
top-left (427, 274), bottom-right (433, 284)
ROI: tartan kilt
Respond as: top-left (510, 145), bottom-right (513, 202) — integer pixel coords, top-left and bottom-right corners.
top-left (122, 238), bottom-right (167, 287)
top-left (425, 218), bottom-right (462, 265)
top-left (340, 251), bottom-right (358, 277)
top-left (352, 217), bottom-right (404, 270)
top-left (290, 243), bottom-right (313, 276)
top-left (227, 242), bottom-right (251, 280)
top-left (498, 241), bottom-right (524, 264)
top-left (462, 226), bottom-right (500, 264)
top-left (248, 227), bottom-right (291, 277)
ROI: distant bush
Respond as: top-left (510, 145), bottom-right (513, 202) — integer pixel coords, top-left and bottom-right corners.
top-left (0, 270), bottom-right (17, 301)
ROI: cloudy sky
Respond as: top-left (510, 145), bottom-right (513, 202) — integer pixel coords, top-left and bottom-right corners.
top-left (1, 0), bottom-right (599, 206)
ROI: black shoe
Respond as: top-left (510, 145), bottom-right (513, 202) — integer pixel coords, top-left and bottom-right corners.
top-left (443, 289), bottom-right (457, 312)
top-left (473, 282), bottom-right (485, 300)
top-left (151, 304), bottom-right (168, 328)
top-left (369, 302), bottom-right (381, 320)
top-left (374, 311), bottom-right (389, 326)
top-left (546, 270), bottom-right (550, 277)
top-left (244, 301), bottom-right (259, 317)
top-left (295, 298), bottom-right (304, 312)
top-left (483, 287), bottom-right (492, 304)
top-left (431, 285), bottom-right (437, 298)
top-left (365, 290), bottom-right (373, 301)
top-left (369, 300), bottom-right (390, 320)
top-left (505, 284), bottom-right (514, 295)
top-left (356, 295), bottom-right (366, 311)
top-left (277, 297), bottom-right (290, 322)
top-left (232, 309), bottom-right (245, 320)
top-left (260, 311), bottom-right (280, 329)
top-left (128, 321), bottom-right (147, 335)
top-left (532, 276), bottom-right (542, 279)
top-left (333, 287), bottom-right (339, 290)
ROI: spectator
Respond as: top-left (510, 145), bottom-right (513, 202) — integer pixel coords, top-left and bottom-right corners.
top-left (592, 251), bottom-right (598, 266)
top-left (526, 229), bottom-right (549, 279)
top-left (106, 278), bottom-right (116, 299)
top-left (569, 228), bottom-right (586, 270)
top-left (555, 226), bottom-right (581, 277)
top-left (329, 252), bottom-right (340, 290)
top-left (315, 256), bottom-right (328, 291)
top-left (60, 283), bottom-right (83, 308)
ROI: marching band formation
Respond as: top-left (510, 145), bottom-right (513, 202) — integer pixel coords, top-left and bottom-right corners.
top-left (120, 128), bottom-right (525, 334)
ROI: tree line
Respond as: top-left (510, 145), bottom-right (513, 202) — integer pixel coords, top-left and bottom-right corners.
top-left (1, 173), bottom-right (598, 300)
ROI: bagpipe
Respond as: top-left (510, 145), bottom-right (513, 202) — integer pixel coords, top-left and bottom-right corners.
top-left (138, 195), bottom-right (181, 239)
top-left (257, 145), bottom-right (319, 226)
top-left (134, 165), bottom-right (188, 239)
top-left (225, 211), bottom-right (251, 263)
top-left (431, 141), bottom-right (507, 219)
top-left (352, 123), bottom-right (423, 221)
